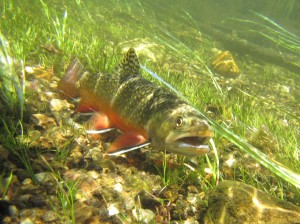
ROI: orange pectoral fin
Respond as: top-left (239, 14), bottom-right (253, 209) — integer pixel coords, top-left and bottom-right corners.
top-left (85, 112), bottom-right (116, 136)
top-left (77, 99), bottom-right (98, 112)
top-left (105, 132), bottom-right (150, 155)
top-left (87, 112), bottom-right (115, 130)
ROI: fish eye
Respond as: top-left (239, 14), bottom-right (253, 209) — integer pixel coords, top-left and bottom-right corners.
top-left (175, 116), bottom-right (184, 128)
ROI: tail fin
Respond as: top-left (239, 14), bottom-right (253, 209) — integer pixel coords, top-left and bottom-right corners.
top-left (58, 58), bottom-right (83, 98)
top-left (114, 48), bottom-right (141, 77)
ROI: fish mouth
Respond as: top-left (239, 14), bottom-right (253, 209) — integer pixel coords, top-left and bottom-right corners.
top-left (165, 131), bottom-right (213, 156)
top-left (177, 136), bottom-right (207, 146)
top-left (175, 136), bottom-right (210, 153)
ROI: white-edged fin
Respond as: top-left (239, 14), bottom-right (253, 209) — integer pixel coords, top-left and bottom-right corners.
top-left (86, 128), bottom-right (116, 134)
top-left (106, 142), bottom-right (151, 156)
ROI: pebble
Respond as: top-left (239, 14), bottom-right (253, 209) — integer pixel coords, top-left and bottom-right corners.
top-left (74, 203), bottom-right (98, 223)
top-left (85, 147), bottom-right (103, 161)
top-left (88, 170), bottom-right (100, 179)
top-left (183, 218), bottom-right (200, 224)
top-left (187, 185), bottom-right (198, 194)
top-left (20, 218), bottom-right (34, 224)
top-left (31, 113), bottom-right (56, 129)
top-left (50, 98), bottom-right (74, 111)
top-left (22, 178), bottom-right (33, 185)
top-left (9, 205), bottom-right (19, 217)
top-left (108, 203), bottom-right (119, 216)
top-left (35, 172), bottom-right (52, 182)
top-left (186, 193), bottom-right (197, 205)
top-left (42, 210), bottom-right (57, 222)
top-left (25, 66), bottom-right (34, 74)
top-left (113, 183), bottom-right (123, 192)
top-left (123, 197), bottom-right (135, 211)
top-left (132, 208), bottom-right (155, 223)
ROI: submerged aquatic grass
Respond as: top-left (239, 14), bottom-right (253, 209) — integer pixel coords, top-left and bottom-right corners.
top-left (41, 156), bottom-right (79, 223)
top-left (0, 32), bottom-right (25, 119)
top-left (0, 2), bottom-right (299, 221)
top-left (0, 119), bottom-right (37, 184)
top-left (54, 177), bottom-right (78, 223)
top-left (0, 171), bottom-right (13, 200)
top-left (227, 11), bottom-right (300, 56)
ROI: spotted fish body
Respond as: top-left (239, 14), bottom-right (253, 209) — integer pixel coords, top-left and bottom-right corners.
top-left (58, 48), bottom-right (213, 156)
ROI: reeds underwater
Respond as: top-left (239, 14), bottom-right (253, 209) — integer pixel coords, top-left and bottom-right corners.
top-left (0, 32), bottom-right (25, 120)
top-left (0, 0), bottom-right (300, 222)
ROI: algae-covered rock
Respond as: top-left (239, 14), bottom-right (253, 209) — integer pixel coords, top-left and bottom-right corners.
top-left (204, 180), bottom-right (300, 224)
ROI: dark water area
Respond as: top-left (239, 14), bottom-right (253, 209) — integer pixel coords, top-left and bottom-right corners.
top-left (149, 0), bottom-right (300, 28)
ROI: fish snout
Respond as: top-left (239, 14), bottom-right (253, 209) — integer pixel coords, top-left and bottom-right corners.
top-left (192, 120), bottom-right (214, 137)
top-left (192, 119), bottom-right (210, 129)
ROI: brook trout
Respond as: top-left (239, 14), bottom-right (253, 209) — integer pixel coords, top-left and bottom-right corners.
top-left (58, 48), bottom-right (213, 156)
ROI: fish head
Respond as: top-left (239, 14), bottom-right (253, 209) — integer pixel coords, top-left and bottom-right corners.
top-left (148, 105), bottom-right (214, 156)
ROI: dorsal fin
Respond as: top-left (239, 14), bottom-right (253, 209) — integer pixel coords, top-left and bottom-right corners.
top-left (57, 58), bottom-right (83, 99)
top-left (113, 48), bottom-right (141, 77)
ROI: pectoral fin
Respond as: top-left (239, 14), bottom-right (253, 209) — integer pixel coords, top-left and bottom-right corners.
top-left (77, 98), bottom-right (97, 112)
top-left (85, 112), bottom-right (115, 133)
top-left (105, 132), bottom-right (149, 155)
